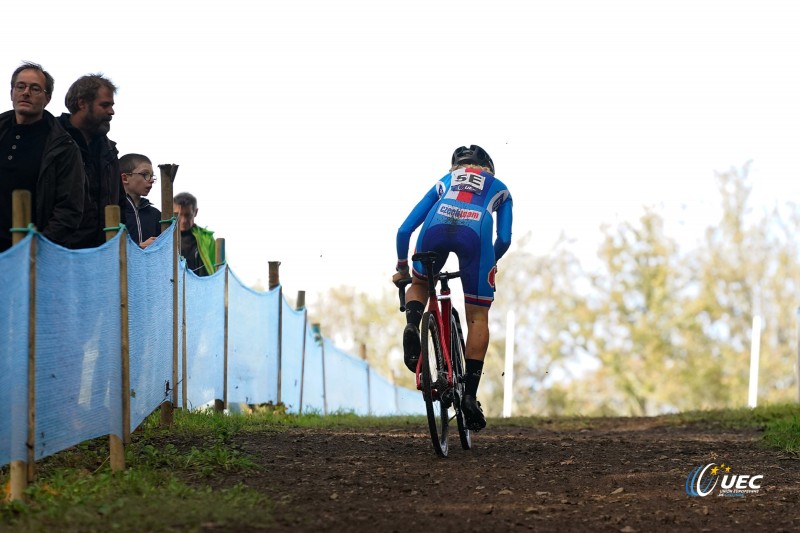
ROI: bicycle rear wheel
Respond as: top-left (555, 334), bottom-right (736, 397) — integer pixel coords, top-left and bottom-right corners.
top-left (451, 309), bottom-right (471, 450)
top-left (420, 311), bottom-right (449, 457)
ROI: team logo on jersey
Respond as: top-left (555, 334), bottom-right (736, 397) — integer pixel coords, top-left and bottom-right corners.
top-left (437, 204), bottom-right (481, 221)
top-left (488, 265), bottom-right (497, 289)
top-left (491, 191), bottom-right (509, 211)
top-left (452, 171), bottom-right (486, 194)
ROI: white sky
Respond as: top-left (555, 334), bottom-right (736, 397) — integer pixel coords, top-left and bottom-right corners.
top-left (5, 0), bottom-right (799, 302)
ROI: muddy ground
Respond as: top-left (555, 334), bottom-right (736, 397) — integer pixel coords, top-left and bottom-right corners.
top-left (204, 417), bottom-right (800, 532)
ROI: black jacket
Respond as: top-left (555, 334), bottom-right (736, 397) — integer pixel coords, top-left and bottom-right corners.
top-left (124, 194), bottom-right (161, 246)
top-left (58, 113), bottom-right (123, 248)
top-left (0, 110), bottom-right (84, 246)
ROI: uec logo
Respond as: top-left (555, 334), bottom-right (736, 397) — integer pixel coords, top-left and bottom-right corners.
top-left (685, 463), bottom-right (763, 497)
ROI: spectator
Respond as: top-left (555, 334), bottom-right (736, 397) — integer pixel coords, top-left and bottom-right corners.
top-left (0, 62), bottom-right (84, 252)
top-left (58, 74), bottom-right (123, 248)
top-left (173, 192), bottom-right (216, 276)
top-left (120, 153), bottom-right (160, 248)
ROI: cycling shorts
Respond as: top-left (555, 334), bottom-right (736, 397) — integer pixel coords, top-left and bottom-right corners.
top-left (412, 216), bottom-right (497, 307)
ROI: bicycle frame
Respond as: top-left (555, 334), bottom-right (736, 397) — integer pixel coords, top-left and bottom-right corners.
top-left (414, 269), bottom-right (456, 394)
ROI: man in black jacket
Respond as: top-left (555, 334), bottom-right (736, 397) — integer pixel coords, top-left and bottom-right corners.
top-left (58, 74), bottom-right (123, 249)
top-left (0, 62), bottom-right (84, 252)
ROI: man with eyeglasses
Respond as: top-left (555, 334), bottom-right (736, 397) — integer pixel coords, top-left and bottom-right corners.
top-left (0, 62), bottom-right (84, 252)
top-left (58, 74), bottom-right (124, 249)
top-left (120, 153), bottom-right (161, 248)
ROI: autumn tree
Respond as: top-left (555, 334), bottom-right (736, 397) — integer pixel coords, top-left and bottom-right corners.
top-left (687, 163), bottom-right (800, 407)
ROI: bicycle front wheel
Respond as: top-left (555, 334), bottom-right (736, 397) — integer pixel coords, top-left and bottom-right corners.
top-left (420, 311), bottom-right (449, 457)
top-left (451, 309), bottom-right (471, 450)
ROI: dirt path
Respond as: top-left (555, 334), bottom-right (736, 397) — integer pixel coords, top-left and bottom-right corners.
top-left (218, 418), bottom-right (800, 531)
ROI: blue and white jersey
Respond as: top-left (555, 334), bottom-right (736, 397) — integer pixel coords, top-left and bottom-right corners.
top-left (396, 167), bottom-right (513, 307)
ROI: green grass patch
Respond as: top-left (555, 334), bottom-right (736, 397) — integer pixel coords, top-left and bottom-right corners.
top-left (2, 468), bottom-right (271, 533)
top-left (663, 403), bottom-right (800, 429)
top-left (762, 416), bottom-right (800, 454)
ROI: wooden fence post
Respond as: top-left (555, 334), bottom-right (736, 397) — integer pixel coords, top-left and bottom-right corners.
top-left (796, 307), bottom-right (800, 404)
top-left (9, 190), bottom-right (34, 500)
top-left (298, 294), bottom-right (307, 415)
top-left (312, 323), bottom-right (328, 416)
top-left (269, 262), bottom-right (282, 405)
top-left (158, 164), bottom-right (178, 425)
top-left (361, 343), bottom-right (371, 415)
top-left (104, 205), bottom-right (128, 471)
top-left (216, 238), bottom-right (227, 413)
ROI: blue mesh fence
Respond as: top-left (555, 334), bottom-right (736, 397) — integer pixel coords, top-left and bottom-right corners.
top-left (34, 235), bottom-right (122, 460)
top-left (0, 235), bottom-right (32, 465)
top-left (301, 325), bottom-right (325, 414)
top-left (184, 265), bottom-right (225, 410)
top-left (369, 368), bottom-right (398, 416)
top-left (281, 298), bottom-right (306, 413)
top-left (128, 229), bottom-right (174, 429)
top-left (227, 271), bottom-right (279, 405)
top-left (323, 339), bottom-right (370, 414)
top-left (396, 384), bottom-right (424, 415)
top-left (1, 227), bottom-right (422, 469)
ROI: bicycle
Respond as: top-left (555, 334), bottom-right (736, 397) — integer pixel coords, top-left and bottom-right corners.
top-left (398, 251), bottom-right (471, 457)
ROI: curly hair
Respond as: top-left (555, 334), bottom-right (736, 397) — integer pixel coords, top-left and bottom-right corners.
top-left (450, 164), bottom-right (494, 174)
top-left (64, 74), bottom-right (117, 113)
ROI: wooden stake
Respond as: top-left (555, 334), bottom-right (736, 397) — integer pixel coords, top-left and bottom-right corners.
top-left (218, 238), bottom-right (228, 413)
top-left (298, 307), bottom-right (308, 414)
top-left (104, 206), bottom-right (126, 471)
top-left (157, 163), bottom-right (178, 425)
top-left (158, 164), bottom-right (178, 234)
top-left (313, 323), bottom-right (328, 416)
top-left (10, 191), bottom-right (33, 499)
top-left (269, 262), bottom-right (282, 405)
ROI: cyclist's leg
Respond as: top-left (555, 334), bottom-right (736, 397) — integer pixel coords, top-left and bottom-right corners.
top-left (402, 227), bottom-right (448, 371)
top-left (461, 303), bottom-right (489, 430)
top-left (456, 222), bottom-right (495, 430)
top-left (464, 303), bottom-right (490, 362)
top-left (405, 275), bottom-right (428, 309)
top-left (401, 275), bottom-right (428, 371)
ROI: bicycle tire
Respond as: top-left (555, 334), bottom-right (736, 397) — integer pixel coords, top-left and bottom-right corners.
top-left (420, 311), bottom-right (449, 457)
top-left (451, 309), bottom-right (471, 450)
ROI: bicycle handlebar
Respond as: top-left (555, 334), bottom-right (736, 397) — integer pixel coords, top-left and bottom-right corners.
top-left (396, 271), bottom-right (462, 313)
top-left (396, 277), bottom-right (412, 312)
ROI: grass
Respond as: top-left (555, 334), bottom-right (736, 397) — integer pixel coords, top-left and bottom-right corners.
top-left (2, 403), bottom-right (799, 531)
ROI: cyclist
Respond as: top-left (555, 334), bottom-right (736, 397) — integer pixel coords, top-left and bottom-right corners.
top-left (393, 145), bottom-right (513, 431)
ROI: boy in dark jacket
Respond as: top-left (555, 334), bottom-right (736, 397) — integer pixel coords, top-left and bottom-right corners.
top-left (120, 153), bottom-right (160, 248)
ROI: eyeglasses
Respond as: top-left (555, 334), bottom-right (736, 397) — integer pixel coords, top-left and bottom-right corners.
top-left (13, 82), bottom-right (46, 95)
top-left (126, 172), bottom-right (157, 183)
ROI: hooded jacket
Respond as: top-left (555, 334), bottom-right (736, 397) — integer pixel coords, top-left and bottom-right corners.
top-left (124, 193), bottom-right (161, 246)
top-left (193, 225), bottom-right (217, 275)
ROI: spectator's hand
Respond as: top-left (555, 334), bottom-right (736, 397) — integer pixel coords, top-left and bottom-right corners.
top-left (139, 236), bottom-right (158, 249)
top-left (392, 270), bottom-right (411, 287)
